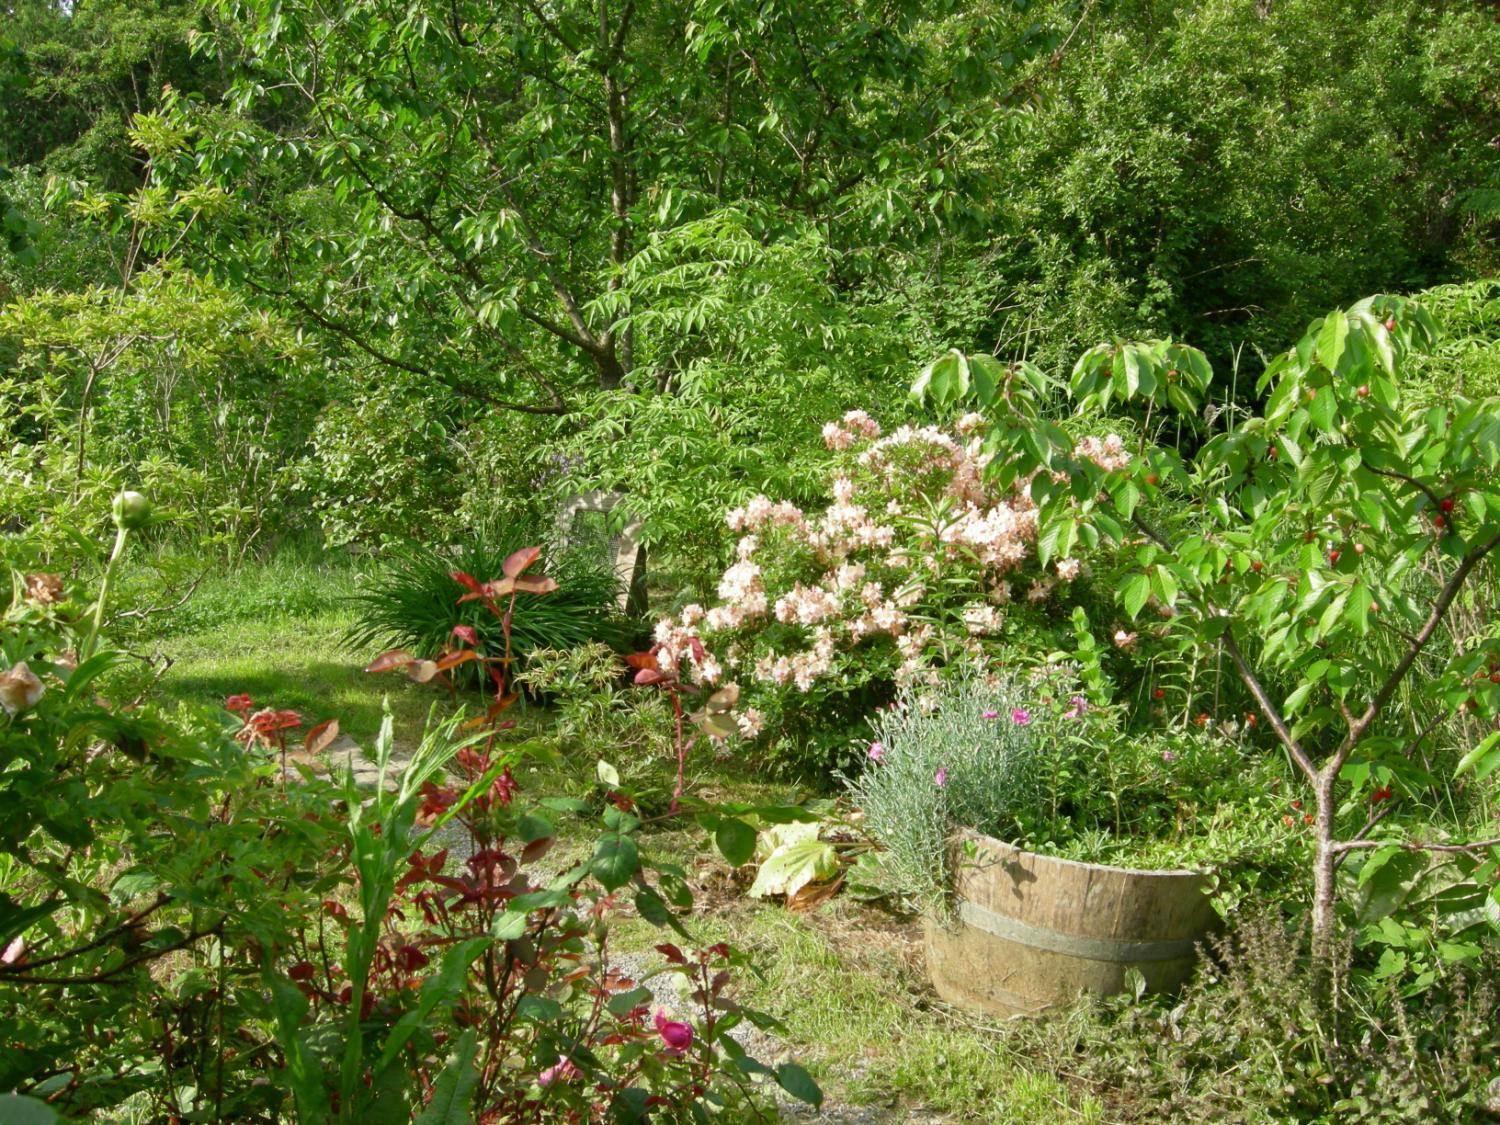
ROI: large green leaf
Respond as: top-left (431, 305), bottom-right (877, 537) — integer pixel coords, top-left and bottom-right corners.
top-left (414, 1038), bottom-right (477, 1122)
top-left (748, 824), bottom-right (838, 899)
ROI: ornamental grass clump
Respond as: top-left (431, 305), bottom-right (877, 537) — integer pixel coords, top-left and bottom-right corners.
top-left (842, 670), bottom-right (1045, 916)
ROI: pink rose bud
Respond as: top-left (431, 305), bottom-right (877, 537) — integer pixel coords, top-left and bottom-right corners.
top-left (655, 1010), bottom-right (694, 1053)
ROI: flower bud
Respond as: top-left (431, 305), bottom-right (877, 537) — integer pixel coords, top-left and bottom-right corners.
top-left (0, 662), bottom-right (45, 716)
top-left (111, 490), bottom-right (152, 530)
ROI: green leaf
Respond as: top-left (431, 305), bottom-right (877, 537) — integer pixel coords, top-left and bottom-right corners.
top-left (491, 910), bottom-right (529, 940)
top-left (412, 1030), bottom-right (479, 1125)
top-left (517, 813), bottom-right (554, 842)
top-left (1284, 682), bottom-right (1316, 714)
top-left (514, 994), bottom-right (563, 1022)
top-left (1121, 572), bottom-right (1150, 619)
top-left (1455, 732), bottom-right (1500, 782)
top-left (749, 831), bottom-right (838, 900)
top-left (591, 834), bottom-right (639, 891)
top-left (775, 1063), bottom-right (823, 1108)
top-left (0, 1096), bottom-right (59, 1125)
top-left (714, 818), bottom-right (757, 867)
top-left (1317, 311), bottom-right (1348, 371)
top-left (375, 938), bottom-right (488, 1077)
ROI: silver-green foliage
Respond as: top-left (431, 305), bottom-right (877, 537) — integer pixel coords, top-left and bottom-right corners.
top-left (843, 672), bottom-right (1043, 917)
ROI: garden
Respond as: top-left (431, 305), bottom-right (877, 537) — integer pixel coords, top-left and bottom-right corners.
top-left (4, 1), bottom-right (1500, 1121)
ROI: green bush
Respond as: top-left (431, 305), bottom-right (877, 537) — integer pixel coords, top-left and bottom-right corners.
top-left (344, 538), bottom-right (626, 683)
top-left (1009, 913), bottom-right (1500, 1122)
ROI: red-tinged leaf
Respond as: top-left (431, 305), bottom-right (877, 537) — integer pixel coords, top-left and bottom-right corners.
top-left (488, 692), bottom-right (520, 716)
top-left (451, 624), bottom-right (479, 646)
top-left (484, 578), bottom-right (516, 598)
top-left (451, 570), bottom-right (483, 593)
top-left (625, 652), bottom-right (659, 671)
top-left (521, 837), bottom-right (554, 864)
top-left (304, 718), bottom-right (340, 755)
top-left (655, 943), bottom-right (686, 964)
top-left (502, 546), bottom-right (542, 578)
top-left (365, 649), bottom-right (416, 673)
top-left (516, 576), bottom-right (560, 597)
top-left (456, 591), bottom-right (487, 604)
top-left (433, 649), bottom-right (481, 672)
top-left (406, 659), bottom-right (441, 683)
top-left (460, 713), bottom-right (491, 732)
top-left (634, 668), bottom-right (667, 685)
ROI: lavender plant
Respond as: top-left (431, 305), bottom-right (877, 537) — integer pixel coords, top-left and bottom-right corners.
top-left (842, 670), bottom-right (1046, 916)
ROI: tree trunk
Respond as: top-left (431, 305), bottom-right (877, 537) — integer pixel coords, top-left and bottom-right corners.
top-left (1311, 768), bottom-right (1339, 969)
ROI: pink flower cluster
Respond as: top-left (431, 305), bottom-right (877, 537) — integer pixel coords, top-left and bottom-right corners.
top-left (1075, 433), bottom-right (1131, 472)
top-left (649, 413), bottom-right (1121, 732)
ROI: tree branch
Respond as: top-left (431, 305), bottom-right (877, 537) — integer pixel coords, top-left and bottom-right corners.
top-left (1331, 835), bottom-right (1500, 856)
top-left (1128, 511), bottom-right (1319, 781)
top-left (1349, 533), bottom-right (1500, 745)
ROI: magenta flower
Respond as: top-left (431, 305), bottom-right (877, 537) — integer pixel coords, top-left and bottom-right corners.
top-left (934, 767), bottom-right (949, 787)
top-left (1065, 695), bottom-right (1089, 719)
top-left (981, 709), bottom-right (1000, 720)
top-left (1161, 750), bottom-right (1178, 763)
top-left (1010, 708), bottom-right (1032, 726)
top-left (867, 741), bottom-right (886, 762)
top-left (655, 1010), bottom-right (694, 1053)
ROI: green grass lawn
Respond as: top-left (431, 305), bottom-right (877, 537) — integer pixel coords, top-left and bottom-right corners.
top-left (126, 549), bottom-right (441, 748)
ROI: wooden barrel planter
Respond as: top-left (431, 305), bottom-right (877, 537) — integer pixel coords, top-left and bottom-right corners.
top-left (924, 830), bottom-right (1217, 1017)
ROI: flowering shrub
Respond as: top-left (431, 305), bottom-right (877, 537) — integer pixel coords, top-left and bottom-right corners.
top-left (652, 408), bottom-right (1114, 766)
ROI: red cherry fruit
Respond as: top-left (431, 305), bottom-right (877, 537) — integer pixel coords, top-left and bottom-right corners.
top-left (1356, 384), bottom-right (1370, 398)
top-left (1327, 549), bottom-right (1341, 565)
top-left (1433, 513), bottom-right (1446, 529)
top-left (1353, 542), bottom-right (1365, 555)
top-left (1251, 560), bottom-right (1264, 572)
top-left (1153, 688), bottom-right (1165, 700)
top-left (1490, 672), bottom-right (1500, 684)
top-left (1145, 472), bottom-right (1160, 486)
top-left (1370, 600), bottom-right (1381, 613)
top-left (1383, 317), bottom-right (1396, 332)
top-left (1440, 497), bottom-right (1455, 513)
